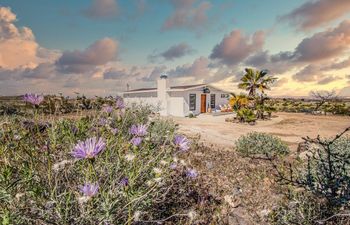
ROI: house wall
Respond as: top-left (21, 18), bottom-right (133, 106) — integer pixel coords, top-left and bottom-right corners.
top-left (168, 96), bottom-right (184, 117)
top-left (123, 92), bottom-right (161, 110)
top-left (171, 88), bottom-right (229, 116)
top-left (123, 86), bottom-right (229, 117)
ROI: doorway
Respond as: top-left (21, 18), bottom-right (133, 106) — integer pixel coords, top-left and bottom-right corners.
top-left (200, 94), bottom-right (206, 113)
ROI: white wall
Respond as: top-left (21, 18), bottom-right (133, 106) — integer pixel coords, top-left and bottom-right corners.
top-left (123, 92), bottom-right (162, 111)
top-left (179, 88), bottom-right (229, 116)
top-left (168, 96), bottom-right (184, 117)
top-left (123, 86), bottom-right (229, 117)
top-left (157, 78), bottom-right (169, 116)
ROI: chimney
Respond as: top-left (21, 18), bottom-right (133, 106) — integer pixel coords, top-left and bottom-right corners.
top-left (157, 74), bottom-right (169, 116)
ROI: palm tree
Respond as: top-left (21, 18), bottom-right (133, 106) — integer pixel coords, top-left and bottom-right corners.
top-left (238, 68), bottom-right (277, 97)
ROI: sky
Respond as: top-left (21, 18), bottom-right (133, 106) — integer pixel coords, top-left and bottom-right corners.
top-left (0, 0), bottom-right (349, 97)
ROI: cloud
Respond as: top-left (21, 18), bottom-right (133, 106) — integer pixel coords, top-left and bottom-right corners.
top-left (56, 38), bottom-right (118, 74)
top-left (83, 0), bottom-right (118, 19)
top-left (280, 0), bottom-right (350, 31)
top-left (244, 20), bottom-right (350, 77)
top-left (142, 65), bottom-right (167, 81)
top-left (293, 65), bottom-right (323, 82)
top-left (162, 0), bottom-right (211, 32)
top-left (103, 68), bottom-right (137, 79)
top-left (324, 57), bottom-right (350, 70)
top-left (149, 43), bottom-right (194, 61)
top-left (273, 77), bottom-right (289, 87)
top-left (292, 20), bottom-right (350, 62)
top-left (0, 63), bottom-right (56, 81)
top-left (166, 56), bottom-right (235, 83)
top-left (0, 7), bottom-right (39, 69)
top-left (168, 56), bottom-right (210, 78)
top-left (210, 30), bottom-right (265, 66)
top-left (245, 51), bottom-right (269, 67)
top-left (317, 75), bottom-right (340, 85)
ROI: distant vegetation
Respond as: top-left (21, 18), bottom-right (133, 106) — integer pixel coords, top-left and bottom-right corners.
top-left (227, 68), bottom-right (350, 124)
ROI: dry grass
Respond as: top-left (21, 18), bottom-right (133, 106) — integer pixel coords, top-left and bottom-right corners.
top-left (184, 142), bottom-right (284, 224)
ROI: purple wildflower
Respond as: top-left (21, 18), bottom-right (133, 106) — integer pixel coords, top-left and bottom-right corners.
top-left (80, 183), bottom-right (99, 197)
top-left (111, 128), bottom-right (119, 135)
top-left (99, 118), bottom-right (109, 126)
top-left (130, 137), bottom-right (142, 146)
top-left (186, 169), bottom-right (198, 178)
top-left (129, 124), bottom-right (147, 137)
top-left (170, 163), bottom-right (177, 170)
top-left (71, 125), bottom-right (78, 135)
top-left (174, 135), bottom-right (190, 152)
top-left (102, 105), bottom-right (113, 114)
top-left (116, 96), bottom-right (125, 109)
top-left (71, 137), bottom-right (106, 159)
top-left (23, 93), bottom-right (44, 105)
top-left (120, 177), bottom-right (129, 187)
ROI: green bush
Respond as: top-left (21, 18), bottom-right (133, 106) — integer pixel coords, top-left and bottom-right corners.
top-left (236, 108), bottom-right (256, 123)
top-left (235, 132), bottom-right (289, 158)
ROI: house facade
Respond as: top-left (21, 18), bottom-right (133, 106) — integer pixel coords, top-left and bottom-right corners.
top-left (123, 75), bottom-right (230, 117)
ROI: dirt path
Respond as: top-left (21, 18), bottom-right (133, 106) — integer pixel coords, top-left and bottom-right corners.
top-left (172, 112), bottom-right (350, 151)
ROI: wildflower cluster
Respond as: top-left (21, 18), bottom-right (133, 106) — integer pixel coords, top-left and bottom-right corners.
top-left (0, 98), bottom-right (213, 224)
top-left (23, 93), bottom-right (44, 106)
top-left (129, 124), bottom-right (148, 147)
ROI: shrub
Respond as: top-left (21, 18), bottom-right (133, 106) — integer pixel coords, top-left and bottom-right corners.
top-left (235, 132), bottom-right (289, 158)
top-left (270, 127), bottom-right (350, 224)
top-left (269, 192), bottom-right (326, 225)
top-left (236, 108), bottom-right (256, 123)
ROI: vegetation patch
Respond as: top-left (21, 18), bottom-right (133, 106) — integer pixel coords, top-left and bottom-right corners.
top-left (235, 132), bottom-right (290, 159)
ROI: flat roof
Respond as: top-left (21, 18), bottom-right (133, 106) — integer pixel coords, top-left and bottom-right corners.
top-left (124, 83), bottom-right (206, 93)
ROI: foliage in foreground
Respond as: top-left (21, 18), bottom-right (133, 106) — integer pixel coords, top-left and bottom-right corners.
top-left (235, 132), bottom-right (290, 158)
top-left (0, 103), bottom-right (219, 224)
top-left (270, 127), bottom-right (350, 224)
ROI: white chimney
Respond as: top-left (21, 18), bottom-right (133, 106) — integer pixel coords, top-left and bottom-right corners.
top-left (157, 74), bottom-right (169, 116)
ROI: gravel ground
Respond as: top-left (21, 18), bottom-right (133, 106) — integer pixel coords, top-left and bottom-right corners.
top-left (172, 112), bottom-right (350, 151)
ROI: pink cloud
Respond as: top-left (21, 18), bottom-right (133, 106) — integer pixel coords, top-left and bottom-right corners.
top-left (294, 20), bottom-right (350, 62)
top-left (162, 0), bottom-right (211, 32)
top-left (83, 0), bottom-right (118, 19)
top-left (210, 30), bottom-right (265, 65)
top-left (0, 7), bottom-right (40, 69)
top-left (56, 38), bottom-right (118, 74)
top-left (281, 0), bottom-right (350, 30)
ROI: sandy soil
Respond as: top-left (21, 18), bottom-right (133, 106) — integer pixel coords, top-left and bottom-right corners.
top-left (171, 112), bottom-right (350, 151)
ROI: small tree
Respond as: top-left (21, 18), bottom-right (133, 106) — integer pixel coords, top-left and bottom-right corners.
top-left (310, 90), bottom-right (337, 114)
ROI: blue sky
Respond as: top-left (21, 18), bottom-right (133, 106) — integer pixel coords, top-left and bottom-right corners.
top-left (0, 0), bottom-right (349, 96)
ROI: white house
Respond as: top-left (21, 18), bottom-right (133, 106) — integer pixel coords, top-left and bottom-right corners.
top-left (123, 75), bottom-right (230, 117)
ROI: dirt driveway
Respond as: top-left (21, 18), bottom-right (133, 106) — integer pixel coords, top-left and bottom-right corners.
top-left (172, 112), bottom-right (350, 151)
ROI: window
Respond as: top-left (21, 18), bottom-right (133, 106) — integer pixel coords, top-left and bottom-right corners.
top-left (189, 94), bottom-right (196, 111)
top-left (221, 94), bottom-right (229, 98)
top-left (210, 94), bottom-right (215, 108)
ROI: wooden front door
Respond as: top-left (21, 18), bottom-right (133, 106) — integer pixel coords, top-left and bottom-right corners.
top-left (200, 94), bottom-right (206, 113)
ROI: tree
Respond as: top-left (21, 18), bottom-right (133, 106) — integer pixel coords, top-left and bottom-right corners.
top-left (238, 68), bottom-right (277, 97)
top-left (310, 90), bottom-right (337, 113)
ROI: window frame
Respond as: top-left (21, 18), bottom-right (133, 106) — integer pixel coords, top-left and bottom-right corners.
top-left (189, 94), bottom-right (196, 111)
top-left (210, 94), bottom-right (215, 109)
